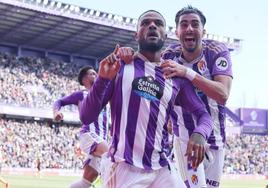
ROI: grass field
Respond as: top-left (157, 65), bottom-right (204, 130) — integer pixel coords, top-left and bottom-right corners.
top-left (1, 174), bottom-right (267, 188)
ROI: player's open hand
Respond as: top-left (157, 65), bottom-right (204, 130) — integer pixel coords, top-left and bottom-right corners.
top-left (98, 44), bottom-right (121, 80)
top-left (185, 133), bottom-right (206, 169)
top-left (161, 60), bottom-right (187, 79)
top-left (117, 46), bottom-right (134, 64)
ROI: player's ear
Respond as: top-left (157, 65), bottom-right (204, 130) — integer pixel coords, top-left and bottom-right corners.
top-left (134, 32), bottom-right (138, 41)
top-left (202, 29), bottom-right (206, 38)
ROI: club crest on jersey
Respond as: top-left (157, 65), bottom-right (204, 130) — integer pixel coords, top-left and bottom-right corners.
top-left (132, 76), bottom-right (163, 101)
top-left (215, 57), bottom-right (228, 71)
top-left (197, 59), bottom-right (207, 74)
top-left (191, 174), bottom-right (198, 185)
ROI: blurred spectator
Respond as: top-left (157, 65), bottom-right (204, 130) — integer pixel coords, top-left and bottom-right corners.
top-left (1, 117), bottom-right (267, 174)
top-left (0, 118), bottom-right (84, 170)
top-left (0, 52), bottom-right (84, 111)
top-left (224, 134), bottom-right (268, 174)
top-left (0, 53), bottom-right (267, 174)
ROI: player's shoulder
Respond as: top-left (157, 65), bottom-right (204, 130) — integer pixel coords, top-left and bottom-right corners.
top-left (162, 42), bottom-right (181, 60)
top-left (203, 39), bottom-right (229, 53)
top-left (81, 90), bottom-right (88, 97)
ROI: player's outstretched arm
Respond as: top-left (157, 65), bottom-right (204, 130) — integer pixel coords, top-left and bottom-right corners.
top-left (53, 91), bottom-right (84, 122)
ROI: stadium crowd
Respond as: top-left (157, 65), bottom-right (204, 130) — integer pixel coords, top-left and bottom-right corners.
top-left (224, 134), bottom-right (268, 175)
top-left (0, 52), bottom-right (83, 111)
top-left (0, 118), bottom-right (84, 170)
top-left (0, 118), bottom-right (267, 175)
top-left (0, 53), bottom-right (267, 175)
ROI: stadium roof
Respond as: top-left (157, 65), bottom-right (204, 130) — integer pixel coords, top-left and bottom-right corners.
top-left (0, 0), bottom-right (243, 59)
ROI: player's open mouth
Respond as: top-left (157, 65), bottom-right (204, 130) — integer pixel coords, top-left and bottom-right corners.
top-left (147, 32), bottom-right (159, 39)
top-left (185, 37), bottom-right (195, 42)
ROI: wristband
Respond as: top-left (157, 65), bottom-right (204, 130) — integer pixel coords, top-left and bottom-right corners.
top-left (185, 68), bottom-right (197, 81)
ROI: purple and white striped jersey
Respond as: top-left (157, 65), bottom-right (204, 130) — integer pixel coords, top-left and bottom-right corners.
top-left (53, 90), bottom-right (110, 141)
top-left (80, 55), bottom-right (212, 170)
top-left (165, 39), bottom-right (233, 149)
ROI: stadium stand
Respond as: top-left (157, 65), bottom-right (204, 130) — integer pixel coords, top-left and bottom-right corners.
top-left (0, 0), bottom-right (267, 181)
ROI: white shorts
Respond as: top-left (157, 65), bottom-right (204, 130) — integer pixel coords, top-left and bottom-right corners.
top-left (79, 132), bottom-right (105, 173)
top-left (101, 160), bottom-right (186, 188)
top-left (173, 137), bottom-right (225, 188)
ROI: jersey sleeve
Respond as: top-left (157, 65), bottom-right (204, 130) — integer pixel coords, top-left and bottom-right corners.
top-left (53, 91), bottom-right (83, 111)
top-left (175, 79), bottom-right (212, 139)
top-left (211, 43), bottom-right (233, 78)
top-left (79, 76), bottom-right (113, 125)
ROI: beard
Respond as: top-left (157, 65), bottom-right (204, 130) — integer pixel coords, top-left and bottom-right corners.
top-left (139, 39), bottom-right (164, 52)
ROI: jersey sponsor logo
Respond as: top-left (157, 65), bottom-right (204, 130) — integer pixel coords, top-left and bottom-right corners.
top-left (206, 179), bottom-right (220, 187)
top-left (132, 76), bottom-right (163, 101)
top-left (195, 87), bottom-right (204, 98)
top-left (197, 59), bottom-right (207, 74)
top-left (215, 57), bottom-right (228, 71)
top-left (191, 174), bottom-right (198, 185)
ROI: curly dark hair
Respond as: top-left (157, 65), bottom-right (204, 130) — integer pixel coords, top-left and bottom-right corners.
top-left (175, 5), bottom-right (206, 27)
top-left (78, 66), bottom-right (94, 86)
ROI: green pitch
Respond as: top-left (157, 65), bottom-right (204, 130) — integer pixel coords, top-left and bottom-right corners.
top-left (1, 174), bottom-right (267, 188)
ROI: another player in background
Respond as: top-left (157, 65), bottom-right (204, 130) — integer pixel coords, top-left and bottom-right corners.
top-left (80, 10), bottom-right (212, 188)
top-left (53, 66), bottom-right (110, 188)
top-left (161, 5), bottom-right (233, 188)
top-left (0, 148), bottom-right (8, 188)
top-left (36, 156), bottom-right (41, 178)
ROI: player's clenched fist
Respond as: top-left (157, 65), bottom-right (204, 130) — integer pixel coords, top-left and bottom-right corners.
top-left (53, 111), bottom-right (63, 121)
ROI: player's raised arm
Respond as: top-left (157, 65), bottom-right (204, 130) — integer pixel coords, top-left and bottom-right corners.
top-left (79, 45), bottom-right (120, 125)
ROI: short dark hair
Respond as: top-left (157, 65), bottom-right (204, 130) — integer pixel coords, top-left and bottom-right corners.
top-left (137, 10), bottom-right (166, 26)
top-left (175, 5), bottom-right (206, 27)
top-left (78, 66), bottom-right (94, 85)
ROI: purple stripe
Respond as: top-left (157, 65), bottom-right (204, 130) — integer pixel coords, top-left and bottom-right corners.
top-left (110, 63), bottom-right (125, 162)
top-left (159, 78), bottom-right (178, 167)
top-left (201, 95), bottom-right (219, 147)
top-left (89, 142), bottom-right (98, 154)
top-left (102, 106), bottom-right (107, 139)
top-left (83, 158), bottom-right (91, 168)
top-left (184, 180), bottom-right (191, 188)
top-left (182, 111), bottom-right (195, 138)
top-left (94, 122), bottom-right (100, 135)
top-left (218, 105), bottom-right (226, 143)
top-left (142, 65), bottom-right (164, 169)
top-left (142, 100), bottom-right (160, 169)
top-left (123, 60), bottom-right (144, 165)
top-left (171, 109), bottom-right (179, 137)
top-left (209, 145), bottom-right (219, 150)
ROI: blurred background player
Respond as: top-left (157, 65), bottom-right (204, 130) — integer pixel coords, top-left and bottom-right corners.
top-left (161, 5), bottom-right (233, 188)
top-left (53, 66), bottom-right (110, 188)
top-left (36, 156), bottom-right (41, 178)
top-left (0, 148), bottom-right (8, 188)
top-left (80, 10), bottom-right (212, 188)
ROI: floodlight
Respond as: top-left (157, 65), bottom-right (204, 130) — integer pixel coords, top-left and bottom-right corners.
top-left (43, 0), bottom-right (48, 5)
top-left (89, 9), bottom-right (94, 16)
top-left (74, 6), bottom-right (80, 13)
top-left (125, 17), bottom-right (131, 23)
top-left (83, 9), bottom-right (88, 14)
top-left (69, 5), bottom-right (75, 11)
top-left (107, 13), bottom-right (113, 19)
top-left (56, 2), bottom-right (62, 9)
top-left (49, 1), bottom-right (55, 7)
top-left (95, 11), bottom-right (100, 17)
